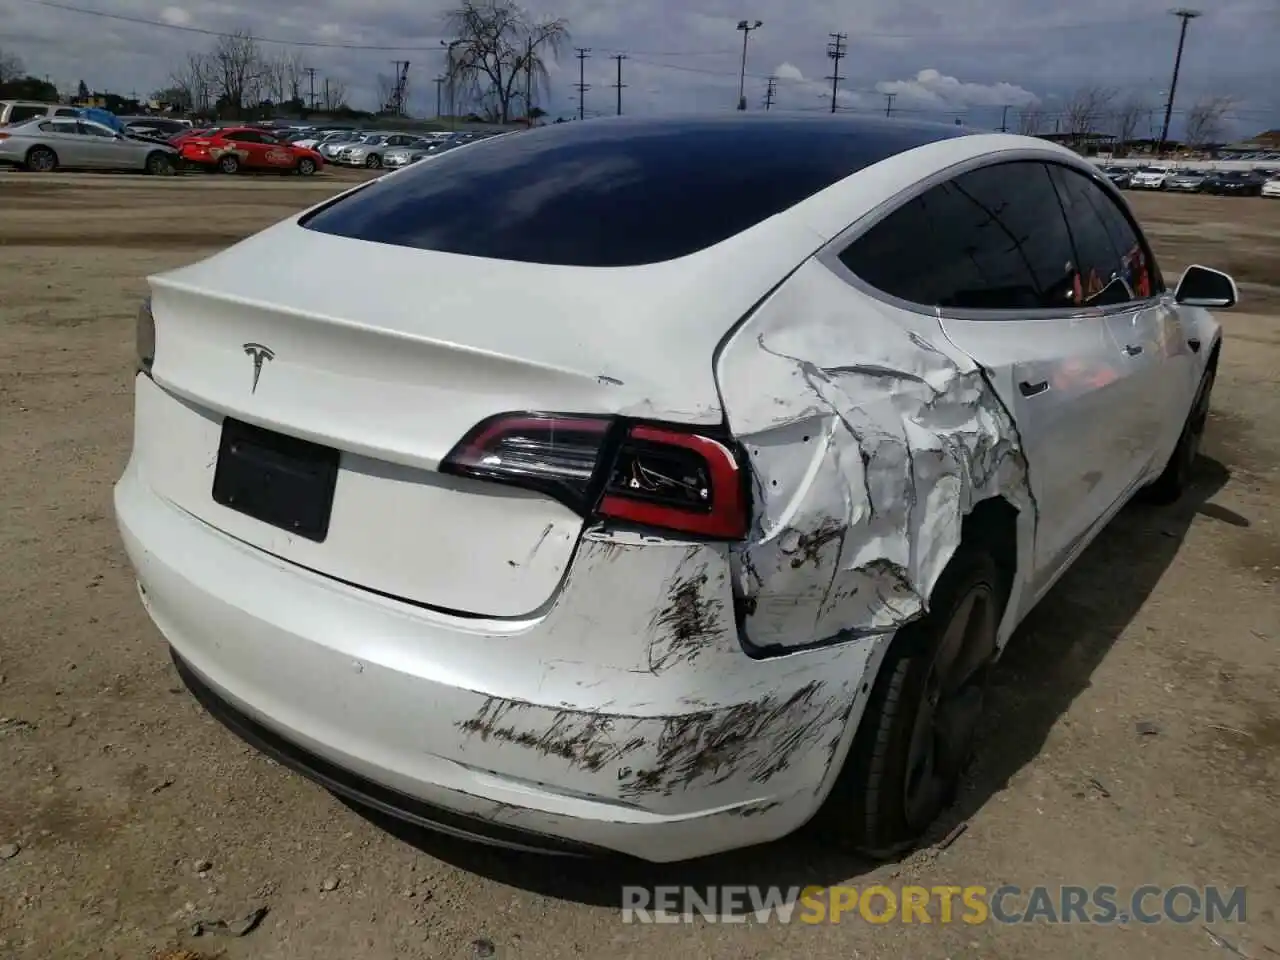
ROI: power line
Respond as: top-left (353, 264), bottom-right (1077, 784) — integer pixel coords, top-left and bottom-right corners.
top-left (825, 32), bottom-right (847, 115)
top-left (574, 47), bottom-right (590, 121)
top-left (612, 53), bottom-right (627, 116)
top-left (763, 75), bottom-right (777, 110)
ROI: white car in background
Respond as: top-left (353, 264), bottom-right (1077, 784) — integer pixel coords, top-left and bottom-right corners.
top-left (115, 115), bottom-right (1234, 863)
top-left (1262, 176), bottom-right (1280, 198)
top-left (1129, 165), bottom-right (1173, 189)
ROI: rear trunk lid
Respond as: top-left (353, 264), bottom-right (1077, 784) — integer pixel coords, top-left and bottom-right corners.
top-left (142, 217), bottom-right (821, 617)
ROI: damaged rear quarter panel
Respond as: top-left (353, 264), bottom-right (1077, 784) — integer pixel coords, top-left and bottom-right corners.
top-left (717, 258), bottom-right (1034, 651)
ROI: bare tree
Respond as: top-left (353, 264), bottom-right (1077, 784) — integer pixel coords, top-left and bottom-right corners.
top-left (1111, 96), bottom-right (1148, 154)
top-left (261, 55), bottom-right (286, 104)
top-left (209, 30), bottom-right (262, 116)
top-left (321, 77), bottom-right (347, 112)
top-left (170, 52), bottom-right (212, 113)
top-left (376, 73), bottom-right (396, 112)
top-left (1064, 85), bottom-right (1117, 144)
top-left (444, 0), bottom-right (569, 123)
top-left (0, 46), bottom-right (24, 84)
top-left (1018, 106), bottom-right (1045, 135)
top-left (1184, 96), bottom-right (1235, 149)
top-left (280, 50), bottom-right (305, 104)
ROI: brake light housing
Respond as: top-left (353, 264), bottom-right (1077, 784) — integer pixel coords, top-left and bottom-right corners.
top-left (440, 413), bottom-right (750, 540)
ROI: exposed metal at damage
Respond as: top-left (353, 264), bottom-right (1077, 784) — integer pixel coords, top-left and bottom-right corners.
top-left (717, 259), bottom-right (1036, 652)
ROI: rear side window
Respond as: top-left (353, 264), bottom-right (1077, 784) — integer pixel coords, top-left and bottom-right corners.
top-left (840, 161), bottom-right (1077, 311)
top-left (8, 105), bottom-right (46, 124)
top-left (1047, 165), bottom-right (1158, 304)
top-left (301, 116), bottom-right (969, 267)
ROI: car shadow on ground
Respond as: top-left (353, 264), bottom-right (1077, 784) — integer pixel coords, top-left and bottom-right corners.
top-left (341, 457), bottom-right (1234, 909)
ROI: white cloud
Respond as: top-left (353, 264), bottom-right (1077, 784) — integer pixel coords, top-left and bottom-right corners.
top-left (158, 7), bottom-right (191, 27)
top-left (875, 68), bottom-right (1039, 108)
top-left (774, 62), bottom-right (804, 82)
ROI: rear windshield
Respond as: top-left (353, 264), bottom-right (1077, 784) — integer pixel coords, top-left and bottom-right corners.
top-left (300, 115), bottom-right (967, 267)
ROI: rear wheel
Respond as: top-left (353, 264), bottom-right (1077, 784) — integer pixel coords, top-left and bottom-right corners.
top-left (819, 543), bottom-right (1002, 857)
top-left (217, 154), bottom-right (240, 175)
top-left (297, 157), bottom-right (317, 177)
top-left (145, 151), bottom-right (174, 176)
top-left (25, 146), bottom-right (57, 173)
top-left (1142, 362), bottom-right (1216, 505)
top-left (365, 154), bottom-right (382, 169)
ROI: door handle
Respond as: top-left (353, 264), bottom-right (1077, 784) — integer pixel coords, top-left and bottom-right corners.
top-left (1187, 337), bottom-right (1201, 353)
top-left (1123, 344), bottom-right (1144, 356)
top-left (1019, 379), bottom-right (1050, 398)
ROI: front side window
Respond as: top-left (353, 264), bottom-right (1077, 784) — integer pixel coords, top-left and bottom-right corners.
top-left (1047, 165), bottom-right (1156, 305)
top-left (839, 161), bottom-right (1078, 311)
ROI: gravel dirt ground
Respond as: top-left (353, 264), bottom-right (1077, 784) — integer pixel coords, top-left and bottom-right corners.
top-left (1, 173), bottom-right (1278, 960)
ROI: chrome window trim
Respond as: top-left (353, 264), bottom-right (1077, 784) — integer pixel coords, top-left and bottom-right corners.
top-left (817, 147), bottom-right (1168, 323)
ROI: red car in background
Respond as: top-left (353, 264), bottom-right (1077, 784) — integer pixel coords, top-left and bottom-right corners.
top-left (178, 126), bottom-right (324, 176)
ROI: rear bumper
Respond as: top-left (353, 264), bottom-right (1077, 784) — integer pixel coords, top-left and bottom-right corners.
top-left (114, 457), bottom-right (880, 861)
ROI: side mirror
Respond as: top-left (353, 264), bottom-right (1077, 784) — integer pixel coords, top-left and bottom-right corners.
top-left (1174, 264), bottom-right (1238, 309)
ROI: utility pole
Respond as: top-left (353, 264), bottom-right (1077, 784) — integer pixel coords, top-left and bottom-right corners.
top-left (574, 47), bottom-right (591, 120)
top-left (884, 92), bottom-right (896, 117)
top-left (825, 32), bottom-right (847, 114)
top-left (612, 53), bottom-right (627, 116)
top-left (735, 20), bottom-right (763, 110)
top-left (1000, 104), bottom-right (1010, 132)
top-left (763, 75), bottom-right (776, 110)
top-left (388, 60), bottom-right (410, 116)
top-left (323, 78), bottom-right (330, 114)
top-left (435, 76), bottom-right (445, 118)
top-left (304, 67), bottom-right (317, 111)
top-left (1158, 8), bottom-right (1201, 156)
top-left (441, 39), bottom-right (464, 130)
top-left (525, 37), bottom-right (533, 123)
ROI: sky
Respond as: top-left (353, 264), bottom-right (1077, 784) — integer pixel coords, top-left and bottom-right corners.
top-left (1, 0), bottom-right (1277, 139)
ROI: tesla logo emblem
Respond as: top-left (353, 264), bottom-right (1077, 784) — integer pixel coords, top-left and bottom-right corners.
top-left (243, 342), bottom-right (274, 394)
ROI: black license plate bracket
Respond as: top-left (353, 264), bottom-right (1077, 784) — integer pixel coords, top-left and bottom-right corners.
top-left (211, 418), bottom-right (340, 542)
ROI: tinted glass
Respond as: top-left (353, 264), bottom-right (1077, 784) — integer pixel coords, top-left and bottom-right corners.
top-left (840, 161), bottom-right (1077, 311)
top-left (1048, 165), bottom-right (1155, 304)
top-left (9, 106), bottom-right (45, 123)
top-left (79, 122), bottom-right (113, 137)
top-left (301, 114), bottom-right (969, 267)
top-left (227, 130), bottom-right (260, 142)
top-left (48, 120), bottom-right (79, 134)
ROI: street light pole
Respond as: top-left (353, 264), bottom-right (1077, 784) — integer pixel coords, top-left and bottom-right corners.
top-left (736, 20), bottom-right (762, 111)
top-left (1158, 8), bottom-right (1201, 156)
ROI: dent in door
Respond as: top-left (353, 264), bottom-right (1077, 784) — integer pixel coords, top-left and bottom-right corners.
top-left (717, 261), bottom-right (1034, 652)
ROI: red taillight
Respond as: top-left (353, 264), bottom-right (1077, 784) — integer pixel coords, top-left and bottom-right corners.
top-left (440, 413), bottom-right (750, 540)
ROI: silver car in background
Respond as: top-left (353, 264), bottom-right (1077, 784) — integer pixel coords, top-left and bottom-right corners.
top-left (0, 117), bottom-right (179, 174)
top-left (318, 132), bottom-right (366, 162)
top-left (382, 137), bottom-right (459, 168)
top-left (338, 133), bottom-right (419, 169)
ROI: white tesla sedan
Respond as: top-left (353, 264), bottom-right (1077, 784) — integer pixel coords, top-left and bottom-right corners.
top-left (114, 114), bottom-right (1236, 862)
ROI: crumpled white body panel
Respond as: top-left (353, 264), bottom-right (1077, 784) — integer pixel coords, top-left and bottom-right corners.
top-left (717, 259), bottom-right (1034, 651)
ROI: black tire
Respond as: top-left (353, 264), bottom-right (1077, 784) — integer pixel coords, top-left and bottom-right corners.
top-left (296, 157), bottom-right (317, 177)
top-left (365, 154), bottom-right (382, 169)
top-left (217, 153), bottom-right (240, 175)
top-left (25, 146), bottom-right (57, 173)
top-left (145, 151), bottom-right (174, 176)
top-left (1142, 362), bottom-right (1216, 505)
top-left (818, 542), bottom-right (1003, 858)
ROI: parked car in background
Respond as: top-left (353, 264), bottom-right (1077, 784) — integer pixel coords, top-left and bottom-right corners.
top-left (117, 114), bottom-right (1234, 863)
top-left (1129, 165), bottom-right (1173, 190)
top-left (382, 137), bottom-right (463, 168)
top-left (318, 131), bottom-right (366, 162)
top-left (0, 99), bottom-right (82, 125)
top-left (1100, 165), bottom-right (1131, 189)
top-left (1201, 170), bottom-right (1265, 197)
top-left (336, 133), bottom-right (420, 169)
top-left (0, 117), bottom-right (178, 173)
top-left (178, 127), bottom-right (324, 175)
top-left (1262, 176), bottom-right (1280, 199)
top-left (1166, 169), bottom-right (1208, 192)
top-left (122, 116), bottom-right (193, 140)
